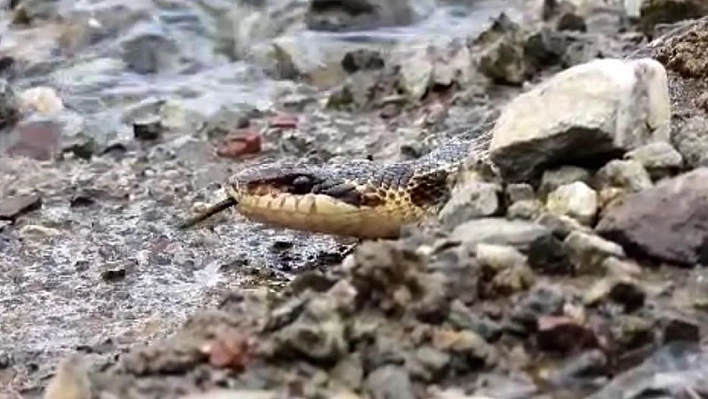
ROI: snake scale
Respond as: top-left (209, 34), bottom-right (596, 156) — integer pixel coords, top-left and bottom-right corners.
top-left (178, 125), bottom-right (494, 239)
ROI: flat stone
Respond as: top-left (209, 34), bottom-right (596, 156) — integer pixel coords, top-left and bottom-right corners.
top-left (596, 167), bottom-right (708, 266)
top-left (450, 218), bottom-right (552, 252)
top-left (439, 182), bottom-right (502, 229)
top-left (0, 192), bottom-right (42, 221)
top-left (487, 58), bottom-right (671, 182)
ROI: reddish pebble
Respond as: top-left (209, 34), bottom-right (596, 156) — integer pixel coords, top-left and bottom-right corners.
top-left (269, 114), bottom-right (298, 129)
top-left (6, 119), bottom-right (62, 161)
top-left (216, 129), bottom-right (262, 159)
top-left (204, 328), bottom-right (255, 370)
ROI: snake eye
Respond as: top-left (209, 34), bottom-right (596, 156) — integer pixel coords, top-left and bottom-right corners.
top-left (289, 175), bottom-right (316, 195)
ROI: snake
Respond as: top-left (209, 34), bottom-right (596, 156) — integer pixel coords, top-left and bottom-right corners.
top-left (177, 125), bottom-right (494, 239)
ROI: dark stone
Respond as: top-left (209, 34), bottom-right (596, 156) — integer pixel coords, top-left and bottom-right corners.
top-left (341, 49), bottom-right (385, 73)
top-left (101, 265), bottom-right (127, 282)
top-left (608, 280), bottom-right (646, 313)
top-left (133, 117), bottom-right (164, 141)
top-left (0, 78), bottom-right (19, 130)
top-left (596, 168), bottom-right (708, 266)
top-left (527, 234), bottom-right (573, 275)
top-left (537, 316), bottom-right (600, 353)
top-left (657, 313), bottom-right (701, 344)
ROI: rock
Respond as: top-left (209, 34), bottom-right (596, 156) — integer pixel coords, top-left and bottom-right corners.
top-left (487, 58), bottom-right (671, 183)
top-left (539, 166), bottom-right (592, 197)
top-left (622, 0), bottom-right (642, 21)
top-left (596, 168), bottom-right (708, 266)
top-left (0, 192), bottom-right (42, 221)
top-left (488, 262), bottom-right (536, 297)
top-left (545, 182), bottom-right (598, 225)
top-left (541, 0), bottom-right (589, 32)
top-left (638, 0), bottom-right (708, 35)
top-left (535, 212), bottom-right (591, 239)
top-left (44, 354), bottom-right (91, 399)
top-left (407, 345), bottom-right (450, 381)
top-left (18, 224), bottom-right (60, 238)
top-left (397, 46), bottom-right (434, 102)
top-left (450, 218), bottom-right (553, 252)
top-left (507, 183), bottom-right (535, 203)
top-left (475, 243), bottom-right (536, 296)
top-left (305, 0), bottom-right (415, 32)
top-left (330, 353), bottom-right (364, 390)
top-left (133, 117), bottom-right (165, 141)
top-left (341, 49), bottom-right (385, 74)
top-left (624, 142), bottom-right (683, 180)
top-left (562, 231), bottom-right (625, 274)
top-left (510, 287), bottom-right (566, 332)
top-left (507, 199), bottom-right (544, 220)
top-left (583, 276), bottom-right (646, 312)
top-left (612, 314), bottom-right (655, 351)
top-left (527, 234), bottom-right (573, 275)
top-left (471, 13), bottom-right (537, 86)
top-left (431, 328), bottom-right (498, 370)
top-left (19, 86), bottom-right (63, 116)
top-left (595, 160), bottom-right (653, 193)
top-left (439, 182), bottom-right (503, 229)
top-left (506, 183), bottom-right (544, 219)
top-left (272, 297), bottom-right (348, 365)
top-left (475, 243), bottom-right (527, 272)
top-left (546, 349), bottom-right (607, 387)
top-left (3, 115), bottom-right (65, 161)
top-left (656, 312), bottom-right (701, 344)
top-left (365, 365), bottom-right (416, 399)
top-left (119, 21), bottom-right (179, 74)
top-left (447, 301), bottom-right (503, 342)
top-left (100, 263), bottom-right (127, 283)
top-left (0, 79), bottom-right (20, 130)
top-left (536, 316), bottom-right (600, 353)
top-left (602, 256), bottom-right (642, 278)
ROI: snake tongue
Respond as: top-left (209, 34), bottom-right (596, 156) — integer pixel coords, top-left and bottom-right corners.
top-left (176, 196), bottom-right (238, 230)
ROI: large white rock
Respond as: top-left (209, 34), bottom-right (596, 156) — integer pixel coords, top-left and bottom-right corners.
top-left (487, 58), bottom-right (671, 183)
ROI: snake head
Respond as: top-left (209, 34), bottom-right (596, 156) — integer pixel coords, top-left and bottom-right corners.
top-left (228, 162), bottom-right (370, 207)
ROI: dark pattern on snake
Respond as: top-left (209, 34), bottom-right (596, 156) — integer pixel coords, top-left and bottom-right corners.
top-left (230, 127), bottom-right (492, 210)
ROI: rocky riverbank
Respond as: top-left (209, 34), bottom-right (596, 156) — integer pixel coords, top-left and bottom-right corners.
top-left (3, 0), bottom-right (708, 398)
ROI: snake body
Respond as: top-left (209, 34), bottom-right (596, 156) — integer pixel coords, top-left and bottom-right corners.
top-left (180, 128), bottom-right (492, 239)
